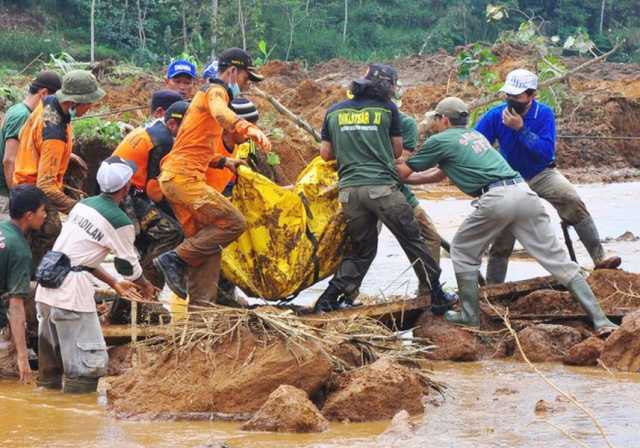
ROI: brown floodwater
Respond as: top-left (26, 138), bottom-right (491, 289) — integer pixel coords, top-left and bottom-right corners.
top-left (2, 182), bottom-right (640, 447)
top-left (1, 361), bottom-right (639, 448)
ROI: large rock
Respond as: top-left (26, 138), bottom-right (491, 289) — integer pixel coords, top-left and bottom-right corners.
top-left (107, 331), bottom-right (333, 419)
top-left (563, 336), bottom-right (605, 366)
top-left (414, 314), bottom-right (481, 361)
top-left (516, 324), bottom-right (584, 362)
top-left (241, 385), bottom-right (328, 433)
top-left (601, 310), bottom-right (640, 372)
top-left (321, 358), bottom-right (425, 422)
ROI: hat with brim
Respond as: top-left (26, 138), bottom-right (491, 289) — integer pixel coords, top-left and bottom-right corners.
top-left (55, 70), bottom-right (106, 104)
top-left (247, 67), bottom-right (264, 82)
top-left (354, 64), bottom-right (398, 87)
top-left (56, 87), bottom-right (106, 104)
top-left (499, 69), bottom-right (538, 96)
top-left (434, 97), bottom-right (469, 120)
top-left (499, 84), bottom-right (528, 96)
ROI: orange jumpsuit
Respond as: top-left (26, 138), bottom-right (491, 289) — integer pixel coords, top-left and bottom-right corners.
top-left (14, 96), bottom-right (76, 267)
top-left (158, 82), bottom-right (255, 305)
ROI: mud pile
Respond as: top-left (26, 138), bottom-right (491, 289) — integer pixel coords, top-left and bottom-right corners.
top-left (251, 46), bottom-right (640, 184)
top-left (413, 269), bottom-right (640, 368)
top-left (107, 330), bottom-right (333, 419)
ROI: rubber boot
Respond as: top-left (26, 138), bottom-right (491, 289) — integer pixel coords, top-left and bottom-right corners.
top-left (153, 250), bottom-right (187, 298)
top-left (37, 375), bottom-right (62, 390)
top-left (486, 255), bottom-right (509, 285)
top-left (63, 376), bottom-right (99, 394)
top-left (566, 274), bottom-right (618, 334)
top-left (313, 284), bottom-right (342, 313)
top-left (444, 272), bottom-right (480, 327)
top-left (430, 282), bottom-right (458, 316)
top-left (573, 216), bottom-right (621, 269)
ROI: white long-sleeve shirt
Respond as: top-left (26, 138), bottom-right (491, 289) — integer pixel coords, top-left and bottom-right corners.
top-left (36, 194), bottom-right (142, 312)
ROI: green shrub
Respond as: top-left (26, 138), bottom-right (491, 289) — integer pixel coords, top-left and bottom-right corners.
top-left (0, 30), bottom-right (63, 64)
top-left (73, 117), bottom-right (121, 145)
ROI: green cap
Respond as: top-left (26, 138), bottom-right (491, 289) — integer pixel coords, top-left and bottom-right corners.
top-left (56, 70), bottom-right (106, 104)
top-left (434, 96), bottom-right (469, 120)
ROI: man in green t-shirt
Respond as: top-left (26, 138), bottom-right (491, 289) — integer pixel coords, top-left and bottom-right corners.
top-left (316, 64), bottom-right (455, 314)
top-left (396, 97), bottom-right (616, 334)
top-left (398, 111), bottom-right (444, 266)
top-left (0, 71), bottom-right (62, 219)
top-left (0, 185), bottom-right (47, 383)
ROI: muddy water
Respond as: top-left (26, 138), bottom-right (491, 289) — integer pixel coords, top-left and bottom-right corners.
top-left (2, 182), bottom-right (640, 447)
top-left (2, 362), bottom-right (640, 448)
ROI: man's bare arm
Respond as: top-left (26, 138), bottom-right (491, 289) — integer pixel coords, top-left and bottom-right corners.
top-left (320, 141), bottom-right (335, 161)
top-left (404, 167), bottom-right (447, 185)
top-left (3, 138), bottom-right (19, 189)
top-left (8, 297), bottom-right (31, 383)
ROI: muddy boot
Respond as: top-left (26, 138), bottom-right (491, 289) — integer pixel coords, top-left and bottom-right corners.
top-left (445, 272), bottom-right (480, 327)
top-left (486, 255), bottom-right (509, 284)
top-left (37, 375), bottom-right (63, 390)
top-left (573, 216), bottom-right (621, 270)
top-left (63, 376), bottom-right (99, 394)
top-left (313, 284), bottom-right (342, 313)
top-left (153, 250), bottom-right (187, 299)
top-left (430, 282), bottom-right (458, 316)
top-left (188, 253), bottom-right (222, 310)
top-left (566, 274), bottom-right (618, 335)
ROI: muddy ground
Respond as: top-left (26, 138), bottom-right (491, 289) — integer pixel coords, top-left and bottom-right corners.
top-left (3, 44), bottom-right (640, 186)
top-left (96, 268), bottom-right (640, 428)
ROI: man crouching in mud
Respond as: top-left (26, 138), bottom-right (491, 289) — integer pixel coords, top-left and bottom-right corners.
top-left (35, 157), bottom-right (155, 393)
top-left (396, 97), bottom-right (617, 335)
top-left (314, 64), bottom-right (456, 313)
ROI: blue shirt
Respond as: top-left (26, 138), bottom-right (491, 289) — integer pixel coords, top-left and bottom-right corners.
top-left (475, 100), bottom-right (556, 180)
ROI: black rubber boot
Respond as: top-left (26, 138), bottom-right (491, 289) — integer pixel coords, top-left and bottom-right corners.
top-left (37, 375), bottom-right (62, 390)
top-left (63, 376), bottom-right (99, 394)
top-left (430, 282), bottom-right (458, 316)
top-left (153, 250), bottom-right (187, 299)
top-left (313, 284), bottom-right (342, 313)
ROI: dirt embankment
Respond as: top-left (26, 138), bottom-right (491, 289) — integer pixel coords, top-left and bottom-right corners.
top-left (414, 269), bottom-right (640, 370)
top-left (250, 46), bottom-right (640, 184)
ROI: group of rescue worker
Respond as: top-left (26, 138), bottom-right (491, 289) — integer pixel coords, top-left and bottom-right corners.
top-left (0, 46), bottom-right (620, 393)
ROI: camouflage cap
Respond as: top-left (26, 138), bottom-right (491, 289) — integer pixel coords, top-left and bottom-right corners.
top-left (56, 70), bottom-right (106, 104)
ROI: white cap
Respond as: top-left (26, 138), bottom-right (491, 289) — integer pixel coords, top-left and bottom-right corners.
top-left (500, 69), bottom-right (538, 95)
top-left (97, 156), bottom-right (137, 193)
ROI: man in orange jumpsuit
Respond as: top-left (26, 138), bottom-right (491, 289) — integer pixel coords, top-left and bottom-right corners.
top-left (154, 48), bottom-right (271, 308)
top-left (13, 70), bottom-right (105, 268)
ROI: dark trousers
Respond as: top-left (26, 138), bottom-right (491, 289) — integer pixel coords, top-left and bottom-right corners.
top-left (123, 194), bottom-right (184, 288)
top-left (329, 185), bottom-right (441, 295)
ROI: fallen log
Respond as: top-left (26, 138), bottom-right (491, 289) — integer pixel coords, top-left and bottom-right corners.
top-left (248, 87), bottom-right (322, 142)
top-left (480, 275), bottom-right (562, 303)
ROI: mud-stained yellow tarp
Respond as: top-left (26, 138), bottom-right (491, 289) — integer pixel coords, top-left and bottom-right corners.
top-left (220, 156), bottom-right (348, 300)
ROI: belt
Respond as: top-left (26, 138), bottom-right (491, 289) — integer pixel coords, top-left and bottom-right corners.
top-left (479, 177), bottom-right (524, 195)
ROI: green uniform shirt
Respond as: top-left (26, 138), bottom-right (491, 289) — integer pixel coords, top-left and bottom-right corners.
top-left (0, 103), bottom-right (32, 196)
top-left (321, 97), bottom-right (402, 189)
top-left (398, 112), bottom-right (420, 208)
top-left (399, 112), bottom-right (418, 152)
top-left (0, 221), bottom-right (32, 328)
top-left (406, 127), bottom-right (519, 196)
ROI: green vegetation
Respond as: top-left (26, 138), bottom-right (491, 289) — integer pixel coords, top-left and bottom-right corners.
top-left (0, 0), bottom-right (638, 69)
top-left (72, 117), bottom-right (121, 144)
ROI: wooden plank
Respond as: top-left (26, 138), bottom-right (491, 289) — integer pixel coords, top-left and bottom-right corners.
top-left (100, 276), bottom-right (564, 343)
